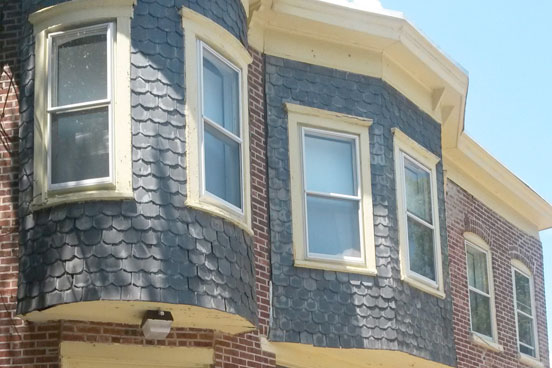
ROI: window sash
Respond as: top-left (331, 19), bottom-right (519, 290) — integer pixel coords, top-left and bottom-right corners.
top-left (198, 41), bottom-right (244, 213)
top-left (47, 23), bottom-right (114, 190)
top-left (513, 268), bottom-right (537, 356)
top-left (465, 242), bottom-right (494, 339)
top-left (301, 127), bottom-right (364, 263)
top-left (401, 151), bottom-right (437, 284)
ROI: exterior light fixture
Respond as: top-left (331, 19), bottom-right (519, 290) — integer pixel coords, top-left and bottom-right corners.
top-left (141, 310), bottom-right (174, 340)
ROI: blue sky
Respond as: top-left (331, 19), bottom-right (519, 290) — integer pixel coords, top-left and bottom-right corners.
top-left (379, 0), bottom-right (552, 353)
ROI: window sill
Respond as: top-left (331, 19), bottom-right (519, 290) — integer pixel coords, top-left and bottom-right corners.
top-left (185, 198), bottom-right (253, 236)
top-left (402, 275), bottom-right (445, 299)
top-left (470, 333), bottom-right (503, 353)
top-left (32, 190), bottom-right (134, 210)
top-left (519, 354), bottom-right (544, 368)
top-left (294, 259), bottom-right (377, 276)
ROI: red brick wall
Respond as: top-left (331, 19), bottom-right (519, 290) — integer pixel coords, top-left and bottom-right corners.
top-left (446, 179), bottom-right (549, 368)
top-left (248, 48), bottom-right (271, 337)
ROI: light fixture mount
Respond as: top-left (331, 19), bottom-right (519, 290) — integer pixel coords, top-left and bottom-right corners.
top-left (141, 310), bottom-right (174, 340)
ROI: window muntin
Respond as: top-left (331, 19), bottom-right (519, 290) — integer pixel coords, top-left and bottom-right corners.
top-left (47, 23), bottom-right (113, 190)
top-left (301, 128), bottom-right (362, 262)
top-left (199, 42), bottom-right (243, 211)
top-left (400, 153), bottom-right (437, 284)
top-left (513, 267), bottom-right (537, 358)
top-left (466, 242), bottom-right (493, 339)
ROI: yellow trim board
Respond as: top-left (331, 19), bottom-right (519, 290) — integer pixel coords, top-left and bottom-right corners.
top-left (60, 341), bottom-right (213, 368)
top-left (21, 300), bottom-right (256, 335)
top-left (261, 339), bottom-right (454, 368)
top-left (444, 133), bottom-right (552, 236)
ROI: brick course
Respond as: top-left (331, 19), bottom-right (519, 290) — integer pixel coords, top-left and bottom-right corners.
top-left (446, 179), bottom-right (549, 368)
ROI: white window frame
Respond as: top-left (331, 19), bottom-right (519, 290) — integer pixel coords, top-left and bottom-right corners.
top-left (464, 233), bottom-right (502, 352)
top-left (512, 259), bottom-right (540, 363)
top-left (301, 127), bottom-right (363, 264)
top-left (287, 103), bottom-right (376, 275)
top-left (182, 8), bottom-right (252, 233)
top-left (393, 128), bottom-right (444, 298)
top-left (29, 0), bottom-right (134, 208)
top-left (47, 22), bottom-right (114, 191)
top-left (198, 41), bottom-right (244, 214)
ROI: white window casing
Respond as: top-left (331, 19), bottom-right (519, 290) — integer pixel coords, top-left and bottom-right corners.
top-left (30, 0), bottom-right (135, 208)
top-left (464, 233), bottom-right (502, 352)
top-left (287, 103), bottom-right (376, 275)
top-left (182, 8), bottom-right (252, 233)
top-left (512, 259), bottom-right (541, 365)
top-left (393, 128), bottom-right (444, 298)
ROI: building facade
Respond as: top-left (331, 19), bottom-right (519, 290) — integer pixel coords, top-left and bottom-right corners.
top-left (0, 0), bottom-right (550, 367)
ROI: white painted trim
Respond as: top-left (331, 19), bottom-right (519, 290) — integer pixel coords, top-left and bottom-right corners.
top-left (287, 103), bottom-right (376, 275)
top-left (512, 261), bottom-right (540, 361)
top-left (31, 0), bottom-right (134, 209)
top-left (464, 234), bottom-right (499, 345)
top-left (393, 128), bottom-right (444, 298)
top-left (182, 8), bottom-right (253, 234)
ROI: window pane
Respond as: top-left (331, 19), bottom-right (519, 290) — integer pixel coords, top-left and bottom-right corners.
top-left (306, 195), bottom-right (360, 259)
top-left (404, 157), bottom-right (432, 224)
top-left (202, 48), bottom-right (239, 136)
top-left (467, 246), bottom-right (489, 293)
top-left (515, 271), bottom-right (533, 315)
top-left (204, 123), bottom-right (241, 208)
top-left (518, 313), bottom-right (536, 354)
top-left (469, 290), bottom-right (492, 337)
top-left (304, 133), bottom-right (355, 195)
top-left (407, 216), bottom-right (435, 280)
top-left (520, 344), bottom-right (535, 357)
top-left (51, 107), bottom-right (109, 184)
top-left (56, 32), bottom-right (107, 106)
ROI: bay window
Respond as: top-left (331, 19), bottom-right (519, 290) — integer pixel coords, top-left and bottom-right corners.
top-left (393, 128), bottom-right (444, 297)
top-left (30, 0), bottom-right (134, 207)
top-left (287, 103), bottom-right (376, 275)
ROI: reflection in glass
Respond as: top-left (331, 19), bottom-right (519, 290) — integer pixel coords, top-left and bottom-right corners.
top-left (404, 157), bottom-right (432, 223)
top-left (306, 196), bottom-right (360, 258)
top-left (204, 125), bottom-right (241, 208)
top-left (56, 33), bottom-right (107, 106)
top-left (51, 108), bottom-right (109, 184)
top-left (407, 216), bottom-right (435, 281)
top-left (470, 290), bottom-right (492, 337)
top-left (203, 49), bottom-right (239, 136)
top-left (304, 133), bottom-right (355, 195)
top-left (467, 247), bottom-right (489, 293)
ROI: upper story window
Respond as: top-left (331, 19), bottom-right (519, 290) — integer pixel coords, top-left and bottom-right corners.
top-left (200, 43), bottom-right (242, 210)
top-left (463, 233), bottom-right (502, 352)
top-left (512, 260), bottom-right (539, 361)
top-left (393, 128), bottom-right (444, 298)
top-left (48, 23), bottom-right (113, 189)
top-left (287, 103), bottom-right (376, 275)
top-left (29, 0), bottom-right (134, 208)
top-left (182, 8), bottom-right (252, 232)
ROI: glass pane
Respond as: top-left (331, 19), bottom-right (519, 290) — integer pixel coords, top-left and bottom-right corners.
top-left (515, 271), bottom-right (533, 315)
top-left (204, 123), bottom-right (241, 208)
top-left (306, 195), bottom-right (360, 259)
top-left (520, 344), bottom-right (535, 357)
top-left (202, 48), bottom-right (239, 136)
top-left (55, 32), bottom-right (108, 106)
top-left (407, 216), bottom-right (435, 281)
top-left (51, 107), bottom-right (109, 184)
top-left (518, 313), bottom-right (535, 354)
top-left (304, 133), bottom-right (355, 195)
top-left (470, 290), bottom-right (492, 337)
top-left (404, 156), bottom-right (432, 224)
top-left (467, 246), bottom-right (489, 293)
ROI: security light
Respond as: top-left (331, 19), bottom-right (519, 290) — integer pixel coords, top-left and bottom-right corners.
top-left (141, 310), bottom-right (174, 340)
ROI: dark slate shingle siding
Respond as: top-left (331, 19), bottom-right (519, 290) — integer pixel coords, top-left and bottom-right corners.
top-left (265, 56), bottom-right (456, 366)
top-left (17, 0), bottom-right (256, 326)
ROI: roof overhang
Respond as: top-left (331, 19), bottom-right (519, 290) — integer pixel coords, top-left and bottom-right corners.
top-left (248, 0), bottom-right (552, 237)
